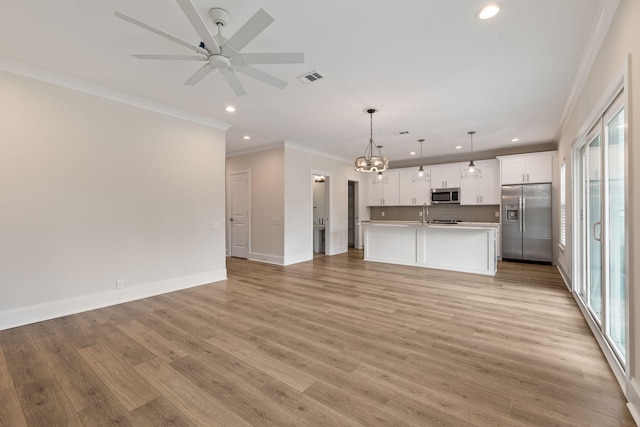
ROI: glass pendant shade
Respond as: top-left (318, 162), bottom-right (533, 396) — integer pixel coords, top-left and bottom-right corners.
top-left (372, 170), bottom-right (388, 184)
top-left (462, 160), bottom-right (482, 179)
top-left (355, 109), bottom-right (389, 172)
top-left (462, 131), bottom-right (482, 179)
top-left (413, 139), bottom-right (429, 182)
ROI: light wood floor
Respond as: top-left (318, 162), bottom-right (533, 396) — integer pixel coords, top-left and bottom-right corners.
top-left (0, 250), bottom-right (635, 426)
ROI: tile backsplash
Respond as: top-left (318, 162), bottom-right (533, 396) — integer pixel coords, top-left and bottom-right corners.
top-left (369, 204), bottom-right (500, 223)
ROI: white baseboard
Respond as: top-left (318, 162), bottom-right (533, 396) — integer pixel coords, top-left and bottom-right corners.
top-left (0, 269), bottom-right (227, 331)
top-left (628, 378), bottom-right (640, 425)
top-left (284, 252), bottom-right (313, 266)
top-left (248, 251), bottom-right (285, 265)
top-left (556, 259), bottom-right (571, 291)
top-left (328, 246), bottom-right (349, 256)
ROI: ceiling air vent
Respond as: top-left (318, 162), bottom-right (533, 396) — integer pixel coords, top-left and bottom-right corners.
top-left (297, 70), bottom-right (324, 84)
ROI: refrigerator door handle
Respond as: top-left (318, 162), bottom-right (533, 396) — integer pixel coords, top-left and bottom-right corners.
top-left (518, 196), bottom-right (523, 232)
top-left (522, 196), bottom-right (526, 232)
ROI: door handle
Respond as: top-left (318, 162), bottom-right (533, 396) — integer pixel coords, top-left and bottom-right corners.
top-left (522, 196), bottom-right (526, 232)
top-left (229, 218), bottom-right (234, 222)
top-left (593, 221), bottom-right (602, 242)
top-left (518, 196), bottom-right (523, 232)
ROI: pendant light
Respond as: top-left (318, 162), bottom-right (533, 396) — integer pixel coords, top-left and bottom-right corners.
top-left (462, 130), bottom-right (482, 179)
top-left (413, 139), bottom-right (429, 182)
top-left (354, 108), bottom-right (389, 172)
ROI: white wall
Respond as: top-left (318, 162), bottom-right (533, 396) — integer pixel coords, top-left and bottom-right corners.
top-left (0, 70), bottom-right (227, 330)
top-left (226, 142), bottom-right (365, 265)
top-left (556, 0), bottom-right (639, 419)
top-left (284, 143), bottom-right (364, 263)
top-left (226, 146), bottom-right (285, 263)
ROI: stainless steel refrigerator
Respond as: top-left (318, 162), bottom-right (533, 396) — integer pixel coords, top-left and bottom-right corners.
top-left (502, 183), bottom-right (552, 263)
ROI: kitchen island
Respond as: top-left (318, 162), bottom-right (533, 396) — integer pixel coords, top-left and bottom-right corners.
top-left (363, 221), bottom-right (497, 276)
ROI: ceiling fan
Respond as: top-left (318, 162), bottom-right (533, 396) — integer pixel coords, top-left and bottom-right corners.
top-left (115, 0), bottom-right (304, 96)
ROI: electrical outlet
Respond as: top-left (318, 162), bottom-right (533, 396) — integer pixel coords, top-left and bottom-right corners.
top-left (116, 279), bottom-right (124, 290)
top-left (381, 211), bottom-right (385, 217)
top-left (418, 211), bottom-right (423, 217)
top-left (213, 222), bottom-right (220, 230)
top-left (495, 211), bottom-right (500, 217)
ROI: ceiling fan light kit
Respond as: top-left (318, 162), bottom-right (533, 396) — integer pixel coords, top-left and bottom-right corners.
top-left (114, 1), bottom-right (305, 96)
top-left (354, 108), bottom-right (389, 173)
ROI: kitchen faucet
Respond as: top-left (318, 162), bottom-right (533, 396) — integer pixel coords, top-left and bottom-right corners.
top-left (421, 203), bottom-right (429, 225)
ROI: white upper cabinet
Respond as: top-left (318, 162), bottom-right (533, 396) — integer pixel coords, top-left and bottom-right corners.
top-left (460, 159), bottom-right (500, 205)
top-left (430, 164), bottom-right (461, 188)
top-left (499, 152), bottom-right (554, 185)
top-left (399, 167), bottom-right (431, 205)
top-left (367, 169), bottom-right (399, 206)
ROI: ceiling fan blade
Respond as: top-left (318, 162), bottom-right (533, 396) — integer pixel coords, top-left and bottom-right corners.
top-left (226, 9), bottom-right (274, 53)
top-left (133, 54), bottom-right (206, 61)
top-left (220, 69), bottom-right (247, 97)
top-left (185, 63), bottom-right (215, 86)
top-left (242, 53), bottom-right (304, 65)
top-left (236, 65), bottom-right (287, 89)
top-left (114, 11), bottom-right (208, 56)
top-left (175, 0), bottom-right (221, 55)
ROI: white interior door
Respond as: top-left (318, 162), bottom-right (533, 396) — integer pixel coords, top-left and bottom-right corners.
top-left (229, 171), bottom-right (249, 259)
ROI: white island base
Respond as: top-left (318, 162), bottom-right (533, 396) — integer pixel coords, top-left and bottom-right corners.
top-left (364, 223), bottom-right (497, 276)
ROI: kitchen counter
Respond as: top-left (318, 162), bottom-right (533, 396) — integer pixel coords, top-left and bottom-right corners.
top-left (363, 221), bottom-right (497, 275)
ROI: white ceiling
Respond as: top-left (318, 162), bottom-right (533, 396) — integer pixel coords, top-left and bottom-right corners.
top-left (1, 0), bottom-right (607, 164)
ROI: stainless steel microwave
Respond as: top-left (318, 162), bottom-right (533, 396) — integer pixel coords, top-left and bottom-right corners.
top-left (431, 188), bottom-right (460, 204)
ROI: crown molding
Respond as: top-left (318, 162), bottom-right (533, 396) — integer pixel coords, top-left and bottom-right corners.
top-left (0, 57), bottom-right (231, 131)
top-left (557, 0), bottom-right (622, 137)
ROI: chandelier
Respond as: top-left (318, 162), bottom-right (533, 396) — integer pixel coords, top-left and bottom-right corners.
top-left (354, 108), bottom-right (389, 172)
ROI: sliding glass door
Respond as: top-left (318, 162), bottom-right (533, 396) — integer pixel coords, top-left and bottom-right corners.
top-left (575, 93), bottom-right (627, 365)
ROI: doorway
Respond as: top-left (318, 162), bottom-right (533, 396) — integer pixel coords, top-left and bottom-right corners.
top-left (348, 180), bottom-right (360, 248)
top-left (574, 91), bottom-right (627, 366)
top-left (312, 173), bottom-right (330, 255)
top-left (228, 170), bottom-right (250, 259)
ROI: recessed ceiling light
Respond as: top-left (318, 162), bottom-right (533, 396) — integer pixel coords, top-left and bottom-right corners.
top-left (410, 151), bottom-right (416, 156)
top-left (455, 145), bottom-right (462, 150)
top-left (477, 3), bottom-right (501, 20)
top-left (243, 135), bottom-right (250, 140)
top-left (511, 138), bottom-right (520, 142)
top-left (225, 106), bottom-right (236, 112)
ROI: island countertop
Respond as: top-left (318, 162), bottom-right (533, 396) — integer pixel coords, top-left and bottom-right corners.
top-left (363, 221), bottom-right (497, 275)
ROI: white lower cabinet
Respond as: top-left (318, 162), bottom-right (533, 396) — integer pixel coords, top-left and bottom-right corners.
top-left (460, 159), bottom-right (500, 205)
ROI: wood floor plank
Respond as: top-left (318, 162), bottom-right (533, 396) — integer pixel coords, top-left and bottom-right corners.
top-left (76, 398), bottom-right (136, 427)
top-left (16, 376), bottom-right (82, 427)
top-left (0, 329), bottom-right (52, 388)
top-left (77, 344), bottom-right (158, 411)
top-left (27, 323), bottom-right (119, 412)
top-left (259, 379), bottom-right (365, 427)
top-left (116, 320), bottom-right (189, 363)
top-left (135, 357), bottom-right (251, 427)
top-left (0, 391), bottom-right (28, 427)
top-left (170, 355), bottom-right (303, 426)
top-left (303, 380), bottom-right (411, 427)
top-left (129, 396), bottom-right (196, 427)
top-left (0, 251), bottom-right (634, 426)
